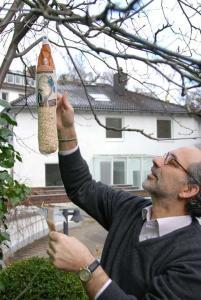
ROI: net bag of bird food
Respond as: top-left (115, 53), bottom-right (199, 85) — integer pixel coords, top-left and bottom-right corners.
top-left (36, 36), bottom-right (58, 154)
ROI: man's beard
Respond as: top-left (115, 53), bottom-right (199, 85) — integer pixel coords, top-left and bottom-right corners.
top-left (142, 178), bottom-right (169, 198)
top-left (143, 177), bottom-right (182, 201)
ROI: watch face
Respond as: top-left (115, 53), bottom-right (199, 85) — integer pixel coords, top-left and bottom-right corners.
top-left (79, 268), bottom-right (91, 282)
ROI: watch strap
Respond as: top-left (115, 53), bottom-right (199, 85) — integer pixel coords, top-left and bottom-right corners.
top-left (88, 259), bottom-right (100, 273)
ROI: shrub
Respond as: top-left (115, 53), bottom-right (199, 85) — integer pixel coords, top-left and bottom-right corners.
top-left (0, 256), bottom-right (88, 300)
top-left (0, 100), bottom-right (30, 265)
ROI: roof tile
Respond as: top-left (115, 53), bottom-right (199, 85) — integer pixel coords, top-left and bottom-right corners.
top-left (10, 83), bottom-right (187, 114)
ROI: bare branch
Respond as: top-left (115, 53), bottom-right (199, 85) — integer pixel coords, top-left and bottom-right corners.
top-left (56, 23), bottom-right (200, 141)
top-left (0, 1), bottom-right (50, 87)
top-left (0, 0), bottom-right (23, 34)
top-left (15, 37), bottom-right (44, 57)
top-left (154, 23), bottom-right (172, 43)
top-left (0, 0), bottom-right (201, 140)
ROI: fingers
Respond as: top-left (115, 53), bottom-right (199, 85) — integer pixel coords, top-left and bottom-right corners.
top-left (63, 91), bottom-right (68, 102)
top-left (48, 238), bottom-right (56, 251)
top-left (49, 231), bottom-right (60, 241)
top-left (57, 92), bottom-right (63, 106)
top-left (48, 233), bottom-right (59, 258)
top-left (57, 92), bottom-right (73, 110)
top-left (47, 247), bottom-right (54, 259)
top-left (62, 92), bottom-right (73, 111)
top-left (49, 231), bottom-right (70, 244)
top-left (57, 92), bottom-right (65, 109)
top-left (47, 233), bottom-right (94, 272)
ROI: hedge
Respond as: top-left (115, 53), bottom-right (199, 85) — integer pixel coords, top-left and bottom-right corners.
top-left (0, 256), bottom-right (88, 300)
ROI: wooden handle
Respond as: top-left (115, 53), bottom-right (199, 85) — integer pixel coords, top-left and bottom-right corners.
top-left (47, 219), bottom-right (56, 232)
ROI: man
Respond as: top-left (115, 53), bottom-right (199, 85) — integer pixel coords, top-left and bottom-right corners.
top-left (47, 93), bottom-right (201, 300)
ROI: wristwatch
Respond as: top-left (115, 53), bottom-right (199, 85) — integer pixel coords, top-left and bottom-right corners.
top-left (78, 259), bottom-right (100, 282)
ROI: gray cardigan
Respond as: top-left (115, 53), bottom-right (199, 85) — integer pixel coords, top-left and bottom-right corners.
top-left (59, 149), bottom-right (201, 300)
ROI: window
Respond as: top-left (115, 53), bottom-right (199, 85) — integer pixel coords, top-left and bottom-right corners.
top-left (99, 159), bottom-right (126, 185)
top-left (45, 164), bottom-right (63, 186)
top-left (94, 156), bottom-right (152, 188)
top-left (15, 75), bottom-right (22, 85)
top-left (113, 160), bottom-right (125, 184)
top-left (1, 92), bottom-right (8, 101)
top-left (133, 171), bottom-right (140, 188)
top-left (100, 161), bottom-right (111, 185)
top-left (7, 74), bottom-right (14, 83)
top-left (128, 158), bottom-right (141, 188)
top-left (106, 117), bottom-right (122, 138)
top-left (157, 119), bottom-right (171, 139)
top-left (142, 158), bottom-right (153, 183)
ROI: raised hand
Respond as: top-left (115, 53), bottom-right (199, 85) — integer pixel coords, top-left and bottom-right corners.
top-left (57, 92), bottom-right (75, 132)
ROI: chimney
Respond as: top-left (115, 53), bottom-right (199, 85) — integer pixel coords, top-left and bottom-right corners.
top-left (113, 68), bottom-right (128, 95)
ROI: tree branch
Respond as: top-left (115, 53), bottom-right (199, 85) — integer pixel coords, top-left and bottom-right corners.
top-left (15, 37), bottom-right (44, 57)
top-left (56, 24), bottom-right (201, 141)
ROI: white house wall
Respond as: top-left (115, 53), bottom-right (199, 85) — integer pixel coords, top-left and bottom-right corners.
top-left (1, 88), bottom-right (23, 102)
top-left (12, 109), bottom-right (200, 187)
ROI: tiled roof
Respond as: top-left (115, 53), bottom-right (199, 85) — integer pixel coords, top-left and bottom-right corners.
top-left (10, 83), bottom-right (188, 114)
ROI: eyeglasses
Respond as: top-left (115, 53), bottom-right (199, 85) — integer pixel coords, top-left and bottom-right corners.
top-left (163, 152), bottom-right (200, 186)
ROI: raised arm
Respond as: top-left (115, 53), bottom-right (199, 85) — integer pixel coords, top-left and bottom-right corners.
top-left (57, 93), bottom-right (140, 230)
top-left (57, 92), bottom-right (78, 152)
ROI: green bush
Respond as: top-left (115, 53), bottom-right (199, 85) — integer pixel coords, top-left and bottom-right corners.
top-left (0, 100), bottom-right (30, 261)
top-left (0, 256), bottom-right (88, 300)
